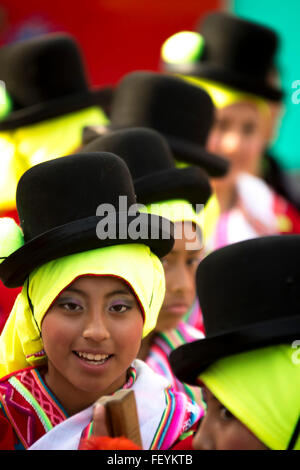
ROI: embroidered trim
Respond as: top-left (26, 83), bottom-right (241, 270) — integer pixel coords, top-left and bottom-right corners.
top-left (31, 369), bottom-right (68, 421)
top-left (0, 382), bottom-right (29, 448)
top-left (25, 350), bottom-right (46, 359)
top-left (9, 376), bottom-right (53, 433)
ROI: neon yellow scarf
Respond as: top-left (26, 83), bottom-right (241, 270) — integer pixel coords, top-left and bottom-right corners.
top-left (143, 199), bottom-right (201, 226)
top-left (0, 244), bottom-right (165, 378)
top-left (198, 344), bottom-right (300, 450)
top-left (181, 76), bottom-right (270, 116)
top-left (0, 106), bottom-right (109, 211)
top-left (142, 197), bottom-right (219, 246)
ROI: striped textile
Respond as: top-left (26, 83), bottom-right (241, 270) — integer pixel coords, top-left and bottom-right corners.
top-left (145, 322), bottom-right (204, 404)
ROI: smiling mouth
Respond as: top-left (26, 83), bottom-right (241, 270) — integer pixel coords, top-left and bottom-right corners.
top-left (73, 351), bottom-right (113, 365)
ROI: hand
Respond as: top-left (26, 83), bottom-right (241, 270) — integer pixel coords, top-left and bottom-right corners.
top-left (92, 403), bottom-right (109, 436)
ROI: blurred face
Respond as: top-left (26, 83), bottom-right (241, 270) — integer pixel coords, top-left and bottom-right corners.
top-left (192, 386), bottom-right (268, 450)
top-left (41, 275), bottom-right (143, 415)
top-left (207, 102), bottom-right (268, 180)
top-left (156, 221), bottom-right (203, 332)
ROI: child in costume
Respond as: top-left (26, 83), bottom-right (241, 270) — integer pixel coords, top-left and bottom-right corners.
top-left (160, 12), bottom-right (300, 249)
top-left (170, 235), bottom-right (300, 450)
top-left (84, 71), bottom-right (228, 328)
top-left (0, 33), bottom-right (111, 330)
top-left (80, 127), bottom-right (211, 403)
top-left (0, 151), bottom-right (202, 450)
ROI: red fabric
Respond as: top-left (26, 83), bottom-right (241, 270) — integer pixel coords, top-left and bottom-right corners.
top-left (169, 422), bottom-right (198, 450)
top-left (79, 436), bottom-right (141, 450)
top-left (0, 367), bottom-right (66, 449)
top-left (79, 433), bottom-right (195, 450)
top-left (0, 414), bottom-right (15, 450)
top-left (194, 305), bottom-right (205, 334)
top-left (170, 433), bottom-right (194, 450)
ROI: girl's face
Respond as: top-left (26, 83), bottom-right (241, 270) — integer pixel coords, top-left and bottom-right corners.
top-left (156, 222), bottom-right (203, 332)
top-left (192, 386), bottom-right (268, 450)
top-left (207, 102), bottom-right (268, 180)
top-left (41, 276), bottom-right (144, 414)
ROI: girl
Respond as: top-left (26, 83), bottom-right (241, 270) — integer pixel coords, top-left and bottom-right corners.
top-left (80, 127), bottom-right (211, 403)
top-left (160, 14), bottom-right (300, 247)
top-left (0, 151), bottom-right (202, 449)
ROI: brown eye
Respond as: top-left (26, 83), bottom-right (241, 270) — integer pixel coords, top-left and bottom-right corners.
top-left (186, 256), bottom-right (201, 268)
top-left (62, 302), bottom-right (82, 311)
top-left (242, 122), bottom-right (257, 135)
top-left (220, 406), bottom-right (234, 421)
top-left (109, 302), bottom-right (131, 313)
top-left (56, 296), bottom-right (83, 312)
top-left (215, 118), bottom-right (230, 132)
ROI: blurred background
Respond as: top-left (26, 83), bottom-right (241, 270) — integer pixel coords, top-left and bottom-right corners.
top-left (0, 0), bottom-right (299, 182)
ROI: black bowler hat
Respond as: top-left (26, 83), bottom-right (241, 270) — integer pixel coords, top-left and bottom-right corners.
top-left (162, 12), bottom-right (283, 102)
top-left (0, 33), bottom-right (113, 130)
top-left (170, 235), bottom-right (300, 384)
top-left (0, 152), bottom-right (174, 288)
top-left (106, 71), bottom-right (229, 177)
top-left (80, 127), bottom-right (212, 207)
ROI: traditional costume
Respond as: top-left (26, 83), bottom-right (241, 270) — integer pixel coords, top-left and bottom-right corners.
top-left (0, 151), bottom-right (202, 449)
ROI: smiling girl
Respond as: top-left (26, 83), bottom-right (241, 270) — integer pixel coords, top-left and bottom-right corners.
top-left (80, 127), bottom-right (213, 404)
top-left (0, 151), bottom-right (201, 450)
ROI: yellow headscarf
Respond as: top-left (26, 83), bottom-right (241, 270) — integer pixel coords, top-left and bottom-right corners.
top-left (142, 196), bottom-right (219, 247)
top-left (141, 199), bottom-right (204, 246)
top-left (181, 75), bottom-right (270, 116)
top-left (0, 243), bottom-right (165, 378)
top-left (198, 344), bottom-right (300, 450)
top-left (0, 106), bottom-right (109, 211)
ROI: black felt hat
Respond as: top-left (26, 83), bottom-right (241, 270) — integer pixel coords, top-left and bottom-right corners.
top-left (162, 12), bottom-right (283, 102)
top-left (106, 71), bottom-right (229, 178)
top-left (0, 33), bottom-right (113, 130)
top-left (0, 152), bottom-right (175, 288)
top-left (170, 235), bottom-right (300, 384)
top-left (80, 127), bottom-right (212, 207)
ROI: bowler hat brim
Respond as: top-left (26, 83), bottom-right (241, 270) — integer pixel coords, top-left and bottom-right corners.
top-left (165, 134), bottom-right (230, 177)
top-left (81, 124), bottom-right (229, 178)
top-left (0, 87), bottom-right (113, 131)
top-left (165, 62), bottom-right (284, 103)
top-left (0, 212), bottom-right (174, 288)
top-left (134, 166), bottom-right (212, 207)
top-left (170, 314), bottom-right (300, 385)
